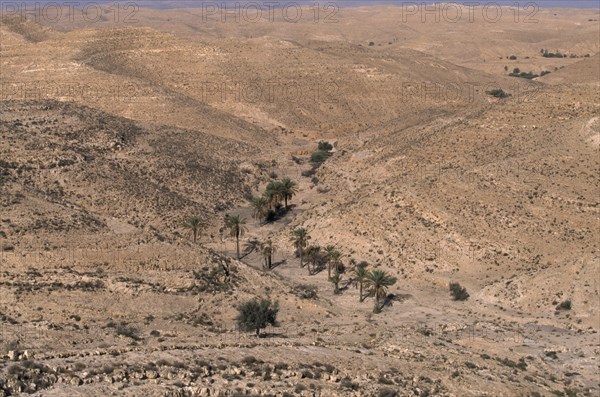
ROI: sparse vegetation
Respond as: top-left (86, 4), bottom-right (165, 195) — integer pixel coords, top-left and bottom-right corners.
top-left (486, 88), bottom-right (511, 98)
top-left (509, 68), bottom-right (539, 79)
top-left (182, 216), bottom-right (201, 243)
top-left (260, 239), bottom-right (276, 270)
top-left (236, 298), bottom-right (279, 337)
top-left (449, 282), bottom-right (470, 301)
top-left (225, 214), bottom-right (247, 260)
top-left (353, 262), bottom-right (370, 302)
top-left (366, 270), bottom-right (397, 313)
top-left (290, 227), bottom-right (311, 268)
top-left (557, 299), bottom-right (572, 310)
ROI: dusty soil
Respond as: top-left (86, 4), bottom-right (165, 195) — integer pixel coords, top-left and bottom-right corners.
top-left (0, 4), bottom-right (598, 397)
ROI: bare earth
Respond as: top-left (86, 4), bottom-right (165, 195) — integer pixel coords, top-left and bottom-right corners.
top-left (0, 3), bottom-right (599, 397)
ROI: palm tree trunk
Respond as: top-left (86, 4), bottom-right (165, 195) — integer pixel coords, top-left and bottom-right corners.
top-left (268, 255), bottom-right (272, 269)
top-left (284, 196), bottom-right (288, 210)
top-left (255, 327), bottom-right (260, 337)
top-left (359, 283), bottom-right (363, 302)
top-left (236, 234), bottom-right (240, 260)
top-left (299, 247), bottom-right (304, 267)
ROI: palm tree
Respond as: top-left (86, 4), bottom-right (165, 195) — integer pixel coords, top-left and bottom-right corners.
top-left (306, 245), bottom-right (321, 275)
top-left (353, 262), bottom-right (370, 302)
top-left (225, 215), bottom-right (247, 260)
top-left (290, 227), bottom-right (310, 268)
top-left (366, 270), bottom-right (397, 313)
top-left (250, 196), bottom-right (269, 223)
top-left (182, 216), bottom-right (201, 243)
top-left (265, 181), bottom-right (284, 209)
top-left (279, 177), bottom-right (297, 209)
top-left (330, 273), bottom-right (342, 294)
top-left (260, 239), bottom-right (276, 269)
top-left (325, 246), bottom-right (341, 279)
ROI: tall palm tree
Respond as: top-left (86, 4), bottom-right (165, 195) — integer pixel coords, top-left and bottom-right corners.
top-left (279, 177), bottom-right (297, 209)
top-left (353, 262), bottom-right (370, 302)
top-left (265, 181), bottom-right (284, 209)
top-left (324, 245), bottom-right (336, 278)
top-left (306, 245), bottom-right (321, 275)
top-left (325, 246), bottom-right (341, 279)
top-left (182, 216), bottom-right (201, 243)
top-left (290, 227), bottom-right (310, 268)
top-left (260, 239), bottom-right (276, 269)
top-left (225, 215), bottom-right (247, 260)
top-left (250, 196), bottom-right (269, 223)
top-left (366, 270), bottom-right (397, 313)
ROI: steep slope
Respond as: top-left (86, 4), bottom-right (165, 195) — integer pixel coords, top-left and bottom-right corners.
top-left (292, 82), bottom-right (599, 326)
top-left (0, 100), bottom-right (264, 250)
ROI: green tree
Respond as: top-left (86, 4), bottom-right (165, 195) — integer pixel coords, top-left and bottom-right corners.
top-left (325, 246), bottom-right (341, 279)
top-left (324, 245), bottom-right (337, 279)
top-left (225, 215), bottom-right (247, 260)
top-left (260, 239), bottom-right (276, 270)
top-left (236, 298), bottom-right (279, 337)
top-left (290, 227), bottom-right (310, 268)
top-left (250, 196), bottom-right (269, 223)
top-left (366, 270), bottom-right (397, 313)
top-left (182, 216), bottom-right (201, 243)
top-left (310, 151), bottom-right (329, 164)
top-left (353, 262), bottom-right (370, 302)
top-left (265, 181), bottom-right (284, 209)
top-left (279, 177), bottom-right (297, 209)
top-left (330, 273), bottom-right (342, 294)
top-left (318, 141), bottom-right (333, 151)
top-left (306, 245), bottom-right (321, 275)
top-left (449, 282), bottom-right (469, 301)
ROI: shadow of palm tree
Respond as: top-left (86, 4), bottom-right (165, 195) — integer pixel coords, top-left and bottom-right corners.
top-left (381, 293), bottom-right (412, 308)
top-left (269, 259), bottom-right (287, 270)
top-left (241, 239), bottom-right (259, 259)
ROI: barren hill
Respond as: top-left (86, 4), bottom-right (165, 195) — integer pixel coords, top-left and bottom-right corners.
top-left (0, 4), bottom-right (598, 397)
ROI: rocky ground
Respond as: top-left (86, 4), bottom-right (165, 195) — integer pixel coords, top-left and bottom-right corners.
top-left (0, 4), bottom-right (598, 397)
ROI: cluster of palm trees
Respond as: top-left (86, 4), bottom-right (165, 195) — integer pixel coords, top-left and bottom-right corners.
top-left (250, 178), bottom-right (297, 223)
top-left (290, 227), bottom-right (397, 313)
top-left (182, 174), bottom-right (397, 314)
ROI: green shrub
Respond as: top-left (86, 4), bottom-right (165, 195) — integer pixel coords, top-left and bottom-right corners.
top-left (557, 299), bottom-right (572, 310)
top-left (486, 88), bottom-right (511, 98)
top-left (449, 282), bottom-right (469, 301)
top-left (310, 151), bottom-right (330, 164)
top-left (236, 298), bottom-right (279, 337)
top-left (318, 141), bottom-right (333, 151)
